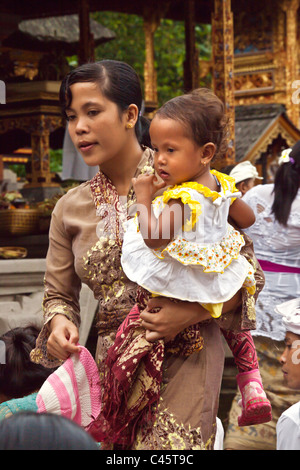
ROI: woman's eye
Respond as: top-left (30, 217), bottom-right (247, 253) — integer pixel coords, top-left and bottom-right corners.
top-left (66, 115), bottom-right (76, 122)
top-left (88, 110), bottom-right (99, 117)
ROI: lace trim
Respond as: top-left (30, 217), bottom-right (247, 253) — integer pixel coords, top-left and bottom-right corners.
top-left (154, 170), bottom-right (238, 203)
top-left (154, 187), bottom-right (202, 231)
top-left (152, 223), bottom-right (247, 273)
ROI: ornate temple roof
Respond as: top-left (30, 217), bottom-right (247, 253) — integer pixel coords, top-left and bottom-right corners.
top-left (235, 104), bottom-right (300, 162)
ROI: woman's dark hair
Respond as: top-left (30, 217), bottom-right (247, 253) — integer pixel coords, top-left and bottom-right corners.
top-left (0, 412), bottom-right (99, 450)
top-left (0, 325), bottom-right (54, 399)
top-left (60, 59), bottom-right (151, 148)
top-left (271, 140), bottom-right (300, 225)
top-left (154, 87), bottom-right (229, 161)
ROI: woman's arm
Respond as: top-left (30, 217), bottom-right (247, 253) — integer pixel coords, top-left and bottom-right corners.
top-left (31, 197), bottom-right (81, 366)
top-left (140, 290), bottom-right (242, 342)
top-left (229, 198), bottom-right (256, 229)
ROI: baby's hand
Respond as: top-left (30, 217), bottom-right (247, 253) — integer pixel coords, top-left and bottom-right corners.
top-left (132, 173), bottom-right (165, 201)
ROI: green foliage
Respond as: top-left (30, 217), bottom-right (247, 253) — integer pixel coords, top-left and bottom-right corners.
top-left (8, 148), bottom-right (62, 178)
top-left (93, 12), bottom-right (145, 81)
top-left (8, 163), bottom-right (26, 178)
top-left (49, 149), bottom-right (63, 173)
top-left (92, 12), bottom-right (211, 106)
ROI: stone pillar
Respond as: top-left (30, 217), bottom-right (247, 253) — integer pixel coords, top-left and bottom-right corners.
top-left (212, 0), bottom-right (235, 166)
top-left (281, 0), bottom-right (300, 128)
top-left (184, 0), bottom-right (199, 92)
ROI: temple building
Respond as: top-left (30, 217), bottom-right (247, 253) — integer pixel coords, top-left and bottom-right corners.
top-left (0, 0), bottom-right (299, 429)
top-left (0, 0), bottom-right (300, 188)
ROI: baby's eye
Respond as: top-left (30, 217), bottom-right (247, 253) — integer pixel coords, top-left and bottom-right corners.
top-left (167, 148), bottom-right (174, 153)
top-left (153, 147), bottom-right (159, 153)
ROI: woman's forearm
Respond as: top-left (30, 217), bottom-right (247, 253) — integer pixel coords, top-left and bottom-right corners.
top-left (140, 290), bottom-right (243, 342)
top-left (181, 290), bottom-right (242, 328)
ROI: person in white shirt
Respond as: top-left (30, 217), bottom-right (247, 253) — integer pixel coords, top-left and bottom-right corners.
top-left (224, 143), bottom-right (300, 450)
top-left (275, 298), bottom-right (300, 450)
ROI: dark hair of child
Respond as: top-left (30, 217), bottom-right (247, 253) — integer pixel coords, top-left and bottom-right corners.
top-left (0, 325), bottom-right (55, 399)
top-left (154, 87), bottom-right (229, 162)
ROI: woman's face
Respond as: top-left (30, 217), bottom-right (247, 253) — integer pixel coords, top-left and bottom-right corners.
top-left (280, 331), bottom-right (300, 389)
top-left (65, 82), bottom-right (130, 168)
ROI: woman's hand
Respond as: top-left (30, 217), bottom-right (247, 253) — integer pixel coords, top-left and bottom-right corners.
top-left (140, 290), bottom-right (242, 342)
top-left (47, 314), bottom-right (80, 361)
top-left (140, 297), bottom-right (212, 342)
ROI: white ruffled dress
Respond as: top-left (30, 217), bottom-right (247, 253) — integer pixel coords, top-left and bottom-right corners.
top-left (121, 170), bottom-right (256, 317)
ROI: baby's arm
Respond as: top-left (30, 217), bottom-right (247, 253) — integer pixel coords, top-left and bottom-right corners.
top-left (229, 197), bottom-right (256, 229)
top-left (132, 174), bottom-right (184, 249)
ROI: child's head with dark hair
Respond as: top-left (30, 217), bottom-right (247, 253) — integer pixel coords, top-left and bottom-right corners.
top-left (60, 59), bottom-right (150, 148)
top-left (0, 325), bottom-right (54, 401)
top-left (154, 87), bottom-right (229, 162)
top-left (0, 412), bottom-right (99, 450)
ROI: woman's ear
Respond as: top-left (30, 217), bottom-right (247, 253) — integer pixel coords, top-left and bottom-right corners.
top-left (126, 104), bottom-right (139, 129)
top-left (201, 142), bottom-right (216, 164)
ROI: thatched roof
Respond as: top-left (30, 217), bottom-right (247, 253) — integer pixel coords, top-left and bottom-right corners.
top-left (3, 14), bottom-right (116, 54)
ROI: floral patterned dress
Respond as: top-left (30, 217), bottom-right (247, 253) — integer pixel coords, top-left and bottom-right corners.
top-left (31, 147), bottom-right (264, 450)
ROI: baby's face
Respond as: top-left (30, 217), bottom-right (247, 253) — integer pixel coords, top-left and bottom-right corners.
top-left (150, 116), bottom-right (204, 186)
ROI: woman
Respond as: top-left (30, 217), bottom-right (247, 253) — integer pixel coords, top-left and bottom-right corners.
top-left (224, 144), bottom-right (300, 450)
top-left (31, 60), bottom-right (263, 450)
top-left (276, 298), bottom-right (300, 450)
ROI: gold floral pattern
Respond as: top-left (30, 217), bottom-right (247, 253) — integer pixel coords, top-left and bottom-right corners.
top-left (133, 399), bottom-right (216, 450)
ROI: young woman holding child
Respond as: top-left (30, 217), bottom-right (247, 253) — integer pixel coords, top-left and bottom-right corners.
top-left (31, 60), bottom-right (265, 450)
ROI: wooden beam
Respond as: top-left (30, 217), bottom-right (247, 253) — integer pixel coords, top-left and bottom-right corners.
top-left (0, 13), bottom-right (21, 44)
top-left (184, 0), bottom-right (199, 92)
top-left (212, 0), bottom-right (235, 166)
top-left (78, 0), bottom-right (94, 65)
top-left (143, 7), bottom-right (161, 116)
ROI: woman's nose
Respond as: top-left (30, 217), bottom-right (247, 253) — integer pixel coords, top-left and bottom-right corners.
top-left (75, 117), bottom-right (89, 135)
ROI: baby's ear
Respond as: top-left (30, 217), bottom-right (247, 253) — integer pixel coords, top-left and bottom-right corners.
top-left (202, 142), bottom-right (216, 162)
top-left (201, 142), bottom-right (216, 165)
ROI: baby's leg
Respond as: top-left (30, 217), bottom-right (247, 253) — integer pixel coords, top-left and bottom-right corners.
top-left (221, 329), bottom-right (272, 427)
